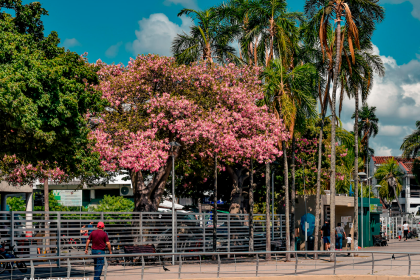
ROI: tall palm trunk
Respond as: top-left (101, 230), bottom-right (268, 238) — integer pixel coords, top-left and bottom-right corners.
top-left (249, 160), bottom-right (254, 252)
top-left (265, 163), bottom-right (271, 260)
top-left (353, 88), bottom-right (359, 251)
top-left (283, 141), bottom-right (291, 261)
top-left (314, 119), bottom-right (325, 258)
top-left (314, 72), bottom-right (332, 258)
top-left (290, 135), bottom-right (296, 256)
top-left (329, 22), bottom-right (343, 260)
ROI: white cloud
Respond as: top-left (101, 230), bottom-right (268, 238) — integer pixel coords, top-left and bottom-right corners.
top-left (62, 38), bottom-right (81, 48)
top-left (128, 13), bottom-right (192, 57)
top-left (105, 42), bottom-right (123, 58)
top-left (163, 0), bottom-right (198, 9)
top-left (340, 45), bottom-right (420, 156)
top-left (380, 0), bottom-right (420, 20)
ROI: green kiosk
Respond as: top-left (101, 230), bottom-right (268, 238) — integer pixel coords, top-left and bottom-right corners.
top-left (358, 197), bottom-right (382, 247)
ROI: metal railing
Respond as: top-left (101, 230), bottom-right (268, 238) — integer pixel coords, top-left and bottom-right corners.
top-left (0, 250), bottom-right (417, 279)
top-left (0, 211), bottom-right (286, 258)
top-left (381, 216), bottom-right (417, 239)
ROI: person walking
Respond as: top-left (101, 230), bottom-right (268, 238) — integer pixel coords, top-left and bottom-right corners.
top-left (85, 222), bottom-right (112, 280)
top-left (335, 223), bottom-right (346, 250)
top-left (403, 221), bottom-right (410, 241)
top-left (321, 220), bottom-right (331, 251)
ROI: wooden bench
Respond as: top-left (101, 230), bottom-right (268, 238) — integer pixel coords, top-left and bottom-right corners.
top-left (124, 245), bottom-right (157, 263)
top-left (373, 235), bottom-right (388, 246)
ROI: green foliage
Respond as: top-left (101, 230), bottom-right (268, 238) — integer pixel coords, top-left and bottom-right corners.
top-left (0, 1), bottom-right (106, 182)
top-left (34, 192), bottom-right (68, 212)
top-left (89, 195), bottom-right (134, 223)
top-left (374, 158), bottom-right (403, 204)
top-left (400, 120), bottom-right (420, 158)
top-left (91, 195), bottom-right (134, 212)
top-left (6, 196), bottom-right (26, 211)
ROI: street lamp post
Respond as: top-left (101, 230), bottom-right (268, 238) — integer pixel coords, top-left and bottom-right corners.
top-left (169, 141), bottom-right (181, 265)
top-left (271, 169), bottom-right (275, 241)
top-left (358, 172), bottom-right (367, 249)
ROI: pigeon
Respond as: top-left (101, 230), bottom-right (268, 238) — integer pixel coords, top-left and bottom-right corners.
top-left (163, 266), bottom-right (170, 272)
top-left (392, 254), bottom-right (395, 260)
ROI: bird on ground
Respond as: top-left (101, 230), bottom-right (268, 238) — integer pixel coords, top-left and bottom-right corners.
top-left (392, 254), bottom-right (395, 260)
top-left (163, 266), bottom-right (170, 272)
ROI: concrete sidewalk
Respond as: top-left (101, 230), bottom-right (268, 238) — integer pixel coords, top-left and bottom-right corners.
top-left (4, 238), bottom-right (420, 280)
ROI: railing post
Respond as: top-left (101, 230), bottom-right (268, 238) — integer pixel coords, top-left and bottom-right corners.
top-left (139, 212), bottom-right (143, 245)
top-left (256, 254), bottom-right (259, 277)
top-left (57, 212), bottom-right (61, 267)
top-left (179, 254), bottom-right (183, 279)
top-left (217, 254), bottom-right (220, 278)
top-left (67, 258), bottom-right (71, 279)
top-left (30, 260), bottom-right (34, 279)
top-left (371, 253), bottom-right (374, 275)
top-left (104, 256), bottom-right (108, 280)
top-left (11, 211), bottom-right (15, 247)
top-left (234, 254), bottom-right (236, 271)
top-left (199, 255), bottom-right (202, 272)
top-left (202, 213), bottom-right (206, 252)
top-left (333, 252), bottom-right (336, 275)
top-left (101, 212), bottom-right (104, 221)
top-left (280, 215), bottom-right (283, 239)
top-left (408, 254), bottom-right (411, 276)
top-left (141, 255), bottom-right (145, 280)
top-left (295, 252), bottom-right (298, 275)
top-left (227, 215), bottom-right (231, 256)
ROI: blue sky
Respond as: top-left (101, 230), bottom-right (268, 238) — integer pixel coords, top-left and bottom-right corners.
top-left (18, 0), bottom-right (420, 156)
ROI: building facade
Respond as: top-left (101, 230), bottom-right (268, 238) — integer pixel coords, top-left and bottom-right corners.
top-left (370, 156), bottom-right (417, 214)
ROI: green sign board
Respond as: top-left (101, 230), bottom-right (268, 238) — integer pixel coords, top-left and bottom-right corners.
top-left (53, 190), bottom-right (82, 206)
top-left (370, 204), bottom-right (382, 213)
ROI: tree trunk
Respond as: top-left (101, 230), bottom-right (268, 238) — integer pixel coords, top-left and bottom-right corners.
top-left (329, 19), bottom-right (343, 261)
top-left (291, 135), bottom-right (296, 257)
top-left (314, 121), bottom-right (324, 258)
top-left (283, 141), bottom-right (291, 261)
top-left (265, 162), bottom-right (271, 260)
top-left (354, 88), bottom-right (359, 251)
top-left (44, 179), bottom-right (50, 254)
top-left (314, 71), bottom-right (332, 259)
top-left (227, 165), bottom-right (249, 215)
top-left (213, 154), bottom-right (218, 255)
top-left (132, 146), bottom-right (181, 212)
top-left (249, 159), bottom-right (254, 252)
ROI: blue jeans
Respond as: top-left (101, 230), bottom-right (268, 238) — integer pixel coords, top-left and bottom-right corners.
top-left (92, 249), bottom-right (105, 280)
top-left (337, 234), bottom-right (343, 249)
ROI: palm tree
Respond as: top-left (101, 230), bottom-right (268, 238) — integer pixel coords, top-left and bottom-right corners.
top-left (401, 120), bottom-right (420, 158)
top-left (304, 0), bottom-right (384, 257)
top-left (263, 58), bottom-right (318, 259)
top-left (352, 105), bottom-right (379, 176)
top-left (172, 8), bottom-right (240, 64)
top-left (374, 158), bottom-right (403, 215)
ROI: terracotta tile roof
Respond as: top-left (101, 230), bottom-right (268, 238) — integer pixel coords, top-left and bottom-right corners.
top-left (371, 156), bottom-right (395, 164)
top-left (372, 156), bottom-right (414, 174)
top-left (400, 161), bottom-right (414, 174)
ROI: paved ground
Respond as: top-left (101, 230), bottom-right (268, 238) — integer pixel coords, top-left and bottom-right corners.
top-left (2, 238), bottom-right (420, 280)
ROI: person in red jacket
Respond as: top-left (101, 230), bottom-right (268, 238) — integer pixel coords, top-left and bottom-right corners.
top-left (85, 222), bottom-right (112, 280)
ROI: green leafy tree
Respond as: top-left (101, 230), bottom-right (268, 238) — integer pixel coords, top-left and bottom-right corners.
top-left (90, 195), bottom-right (134, 224)
top-left (401, 120), bottom-right (420, 158)
top-left (374, 158), bottom-right (403, 214)
top-left (6, 196), bottom-right (26, 211)
top-left (0, 1), bottom-right (105, 190)
top-left (172, 8), bottom-right (240, 64)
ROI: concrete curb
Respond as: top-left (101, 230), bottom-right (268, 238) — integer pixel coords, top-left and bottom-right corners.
top-left (182, 276), bottom-right (420, 280)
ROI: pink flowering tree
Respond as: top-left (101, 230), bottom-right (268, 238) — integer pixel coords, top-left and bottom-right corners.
top-left (92, 54), bottom-right (287, 212)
